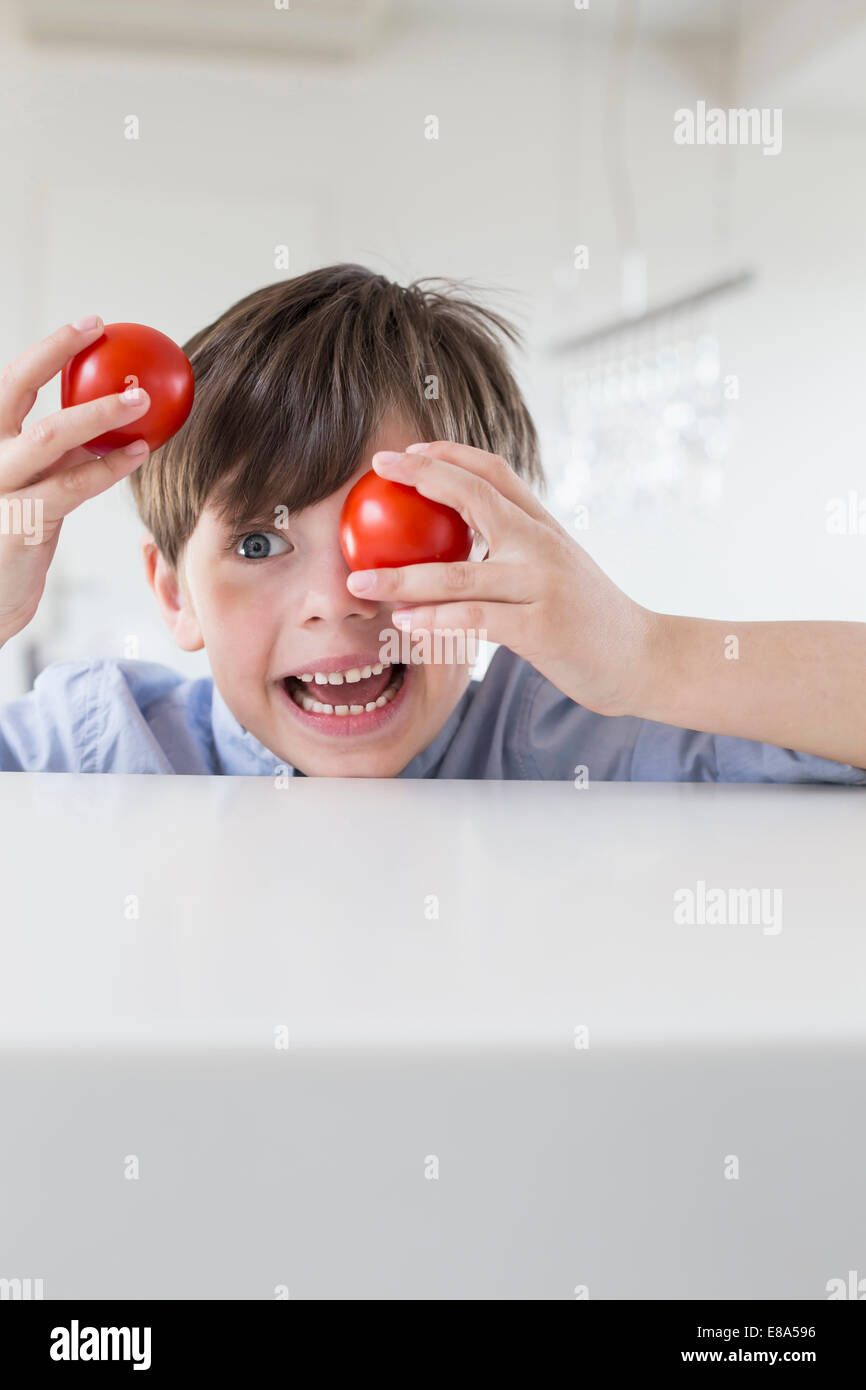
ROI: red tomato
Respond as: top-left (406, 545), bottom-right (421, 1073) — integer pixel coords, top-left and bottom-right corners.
top-left (340, 469), bottom-right (473, 570)
top-left (61, 322), bottom-right (195, 455)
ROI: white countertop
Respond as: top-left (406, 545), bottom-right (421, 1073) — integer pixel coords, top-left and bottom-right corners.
top-left (1, 774), bottom-right (863, 1051)
top-left (2, 774), bottom-right (864, 1299)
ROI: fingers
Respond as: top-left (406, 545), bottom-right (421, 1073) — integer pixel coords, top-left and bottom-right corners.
top-left (347, 557), bottom-right (528, 606)
top-left (402, 441), bottom-right (563, 534)
top-left (390, 598), bottom-right (525, 650)
top-left (371, 448), bottom-right (529, 552)
top-left (26, 442), bottom-right (118, 480)
top-left (6, 437), bottom-right (150, 528)
top-left (0, 387), bottom-right (150, 492)
top-left (0, 316), bottom-right (106, 439)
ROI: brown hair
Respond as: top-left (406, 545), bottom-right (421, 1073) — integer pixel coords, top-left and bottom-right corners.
top-left (128, 263), bottom-right (544, 570)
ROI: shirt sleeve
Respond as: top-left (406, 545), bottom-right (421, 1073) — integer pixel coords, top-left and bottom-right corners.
top-left (520, 657), bottom-right (866, 784)
top-left (707, 729), bottom-right (866, 785)
top-left (0, 660), bottom-right (100, 772)
top-left (0, 659), bottom-right (191, 773)
top-left (628, 711), bottom-right (866, 783)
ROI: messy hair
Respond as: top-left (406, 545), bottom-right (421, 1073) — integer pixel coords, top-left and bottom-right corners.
top-left (128, 263), bottom-right (545, 570)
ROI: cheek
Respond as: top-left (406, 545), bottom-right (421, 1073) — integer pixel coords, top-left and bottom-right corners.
top-left (199, 574), bottom-right (280, 675)
top-left (418, 658), bottom-right (471, 701)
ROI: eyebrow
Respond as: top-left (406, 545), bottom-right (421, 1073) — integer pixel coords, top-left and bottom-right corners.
top-left (223, 508), bottom-right (290, 535)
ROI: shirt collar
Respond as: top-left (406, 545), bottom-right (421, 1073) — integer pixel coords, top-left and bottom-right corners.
top-left (211, 683), bottom-right (287, 776)
top-left (395, 681), bottom-right (476, 777)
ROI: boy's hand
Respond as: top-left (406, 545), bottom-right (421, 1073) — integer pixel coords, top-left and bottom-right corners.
top-left (346, 441), bottom-right (656, 717)
top-left (0, 319), bottom-right (151, 649)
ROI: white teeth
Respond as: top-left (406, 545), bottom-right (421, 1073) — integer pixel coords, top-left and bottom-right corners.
top-left (306, 659), bottom-right (391, 685)
top-left (289, 664), bottom-right (404, 716)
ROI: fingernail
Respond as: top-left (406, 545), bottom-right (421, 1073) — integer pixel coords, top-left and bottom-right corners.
top-left (406, 443), bottom-right (431, 453)
top-left (348, 570), bottom-right (376, 592)
top-left (119, 387), bottom-right (143, 405)
top-left (122, 440), bottom-right (149, 457)
top-left (73, 314), bottom-right (101, 332)
top-left (373, 451), bottom-right (405, 466)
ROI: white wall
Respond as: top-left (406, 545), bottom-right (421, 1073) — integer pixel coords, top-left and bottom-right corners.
top-left (1, 1), bottom-right (864, 700)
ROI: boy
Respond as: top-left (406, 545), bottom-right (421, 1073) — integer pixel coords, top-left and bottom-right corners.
top-left (0, 263), bottom-right (864, 781)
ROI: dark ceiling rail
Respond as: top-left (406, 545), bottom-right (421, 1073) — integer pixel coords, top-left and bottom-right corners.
top-left (550, 269), bottom-right (756, 356)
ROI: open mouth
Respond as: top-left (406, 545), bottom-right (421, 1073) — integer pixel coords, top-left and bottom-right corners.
top-left (283, 660), bottom-right (406, 716)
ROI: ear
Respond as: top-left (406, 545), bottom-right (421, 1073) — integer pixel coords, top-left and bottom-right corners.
top-left (140, 533), bottom-right (204, 652)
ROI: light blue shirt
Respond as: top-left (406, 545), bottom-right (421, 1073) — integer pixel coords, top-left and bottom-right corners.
top-left (0, 647), bottom-right (864, 782)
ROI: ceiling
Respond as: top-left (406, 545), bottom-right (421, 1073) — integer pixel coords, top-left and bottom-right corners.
top-left (415, 0), bottom-right (737, 35)
top-left (9, 0), bottom-right (866, 111)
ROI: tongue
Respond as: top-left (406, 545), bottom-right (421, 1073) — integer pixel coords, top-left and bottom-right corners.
top-left (298, 665), bottom-right (395, 705)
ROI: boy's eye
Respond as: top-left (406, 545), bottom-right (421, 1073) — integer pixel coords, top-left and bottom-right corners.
top-left (235, 531), bottom-right (292, 560)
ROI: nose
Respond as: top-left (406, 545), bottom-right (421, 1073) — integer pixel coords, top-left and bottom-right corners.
top-left (296, 540), bottom-right (379, 625)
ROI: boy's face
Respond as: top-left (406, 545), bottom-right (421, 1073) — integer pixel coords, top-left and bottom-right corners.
top-left (145, 413), bottom-right (473, 776)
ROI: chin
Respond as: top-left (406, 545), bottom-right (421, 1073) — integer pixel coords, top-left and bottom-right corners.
top-left (296, 749), bottom-right (410, 779)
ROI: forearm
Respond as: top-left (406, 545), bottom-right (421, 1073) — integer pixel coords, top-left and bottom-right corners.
top-left (631, 613), bottom-right (866, 769)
